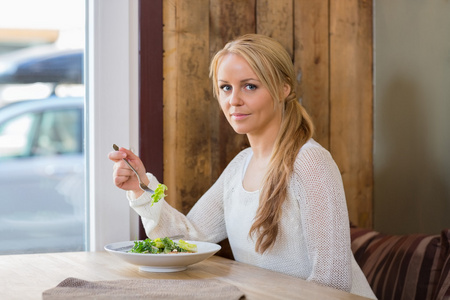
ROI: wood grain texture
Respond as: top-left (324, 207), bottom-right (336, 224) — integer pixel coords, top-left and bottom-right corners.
top-left (294, 0), bottom-right (330, 149)
top-left (0, 252), bottom-right (371, 300)
top-left (330, 0), bottom-right (373, 227)
top-left (163, 0), bottom-right (211, 213)
top-left (162, 0), bottom-right (179, 210)
top-left (256, 0), bottom-right (294, 57)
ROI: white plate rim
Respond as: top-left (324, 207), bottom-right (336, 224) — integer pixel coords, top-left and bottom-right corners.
top-left (104, 239), bottom-right (221, 272)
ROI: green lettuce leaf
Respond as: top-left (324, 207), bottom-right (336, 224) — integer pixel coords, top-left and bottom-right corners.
top-left (150, 183), bottom-right (168, 206)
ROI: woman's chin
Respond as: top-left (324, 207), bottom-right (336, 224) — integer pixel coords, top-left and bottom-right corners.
top-left (231, 127), bottom-right (248, 135)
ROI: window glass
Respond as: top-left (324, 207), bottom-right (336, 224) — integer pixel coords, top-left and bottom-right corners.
top-left (34, 109), bottom-right (82, 155)
top-left (0, 0), bottom-right (85, 254)
top-left (0, 112), bottom-right (36, 157)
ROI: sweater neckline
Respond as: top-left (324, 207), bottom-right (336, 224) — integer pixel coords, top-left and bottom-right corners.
top-left (240, 150), bottom-right (260, 194)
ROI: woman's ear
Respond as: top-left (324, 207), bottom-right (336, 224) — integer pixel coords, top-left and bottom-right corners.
top-left (283, 84), bottom-right (291, 100)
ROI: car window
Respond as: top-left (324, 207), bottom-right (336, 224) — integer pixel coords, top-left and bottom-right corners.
top-left (0, 112), bottom-right (37, 158)
top-left (33, 108), bottom-right (82, 156)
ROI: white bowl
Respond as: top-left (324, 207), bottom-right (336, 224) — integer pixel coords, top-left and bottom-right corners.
top-left (104, 240), bottom-right (221, 272)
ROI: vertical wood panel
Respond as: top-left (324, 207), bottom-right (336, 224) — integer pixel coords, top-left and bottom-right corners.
top-left (330, 0), bottom-right (373, 227)
top-left (209, 0), bottom-right (256, 54)
top-left (162, 0), bottom-right (180, 211)
top-left (163, 0), bottom-right (211, 214)
top-left (294, 0), bottom-right (330, 149)
top-left (256, 0), bottom-right (294, 57)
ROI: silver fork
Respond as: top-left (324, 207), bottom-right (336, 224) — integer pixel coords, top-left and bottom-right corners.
top-left (113, 144), bottom-right (155, 195)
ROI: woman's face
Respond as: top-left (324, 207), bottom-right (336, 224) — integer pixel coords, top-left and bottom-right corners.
top-left (216, 53), bottom-right (283, 137)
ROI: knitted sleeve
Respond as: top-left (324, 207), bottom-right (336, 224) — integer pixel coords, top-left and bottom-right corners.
top-left (292, 145), bottom-right (352, 292)
top-left (127, 170), bottom-right (228, 244)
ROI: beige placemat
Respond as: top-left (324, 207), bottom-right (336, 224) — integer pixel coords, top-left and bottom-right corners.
top-left (42, 277), bottom-right (246, 300)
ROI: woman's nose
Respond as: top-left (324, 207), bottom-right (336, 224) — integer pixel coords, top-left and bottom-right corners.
top-left (229, 90), bottom-right (243, 106)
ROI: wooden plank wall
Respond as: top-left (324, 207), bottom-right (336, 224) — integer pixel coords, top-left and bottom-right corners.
top-left (162, 0), bottom-right (373, 228)
top-left (329, 1), bottom-right (373, 228)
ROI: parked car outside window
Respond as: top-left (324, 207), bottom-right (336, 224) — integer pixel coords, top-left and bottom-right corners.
top-left (0, 96), bottom-right (85, 254)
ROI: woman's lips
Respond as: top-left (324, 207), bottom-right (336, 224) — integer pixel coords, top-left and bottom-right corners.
top-left (230, 113), bottom-right (249, 120)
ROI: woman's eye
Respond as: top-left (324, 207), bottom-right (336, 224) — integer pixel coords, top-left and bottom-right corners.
top-left (220, 85), bottom-right (231, 92)
top-left (245, 84), bottom-right (257, 91)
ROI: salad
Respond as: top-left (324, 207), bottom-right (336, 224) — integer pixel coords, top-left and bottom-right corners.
top-left (129, 237), bottom-right (198, 254)
top-left (150, 183), bottom-right (168, 206)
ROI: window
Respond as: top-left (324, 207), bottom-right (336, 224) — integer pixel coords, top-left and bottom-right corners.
top-left (0, 102), bottom-right (85, 254)
top-left (0, 112), bottom-right (36, 157)
top-left (0, 0), bottom-right (85, 254)
top-left (36, 108), bottom-right (83, 155)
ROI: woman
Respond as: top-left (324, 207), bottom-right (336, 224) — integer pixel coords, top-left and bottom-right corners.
top-left (109, 34), bottom-right (376, 299)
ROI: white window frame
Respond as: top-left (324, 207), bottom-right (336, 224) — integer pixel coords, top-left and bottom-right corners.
top-left (86, 0), bottom-right (140, 251)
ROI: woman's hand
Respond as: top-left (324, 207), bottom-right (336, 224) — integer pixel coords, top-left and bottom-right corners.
top-left (108, 146), bottom-right (148, 197)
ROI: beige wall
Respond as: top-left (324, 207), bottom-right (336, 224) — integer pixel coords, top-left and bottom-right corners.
top-left (374, 1), bottom-right (450, 234)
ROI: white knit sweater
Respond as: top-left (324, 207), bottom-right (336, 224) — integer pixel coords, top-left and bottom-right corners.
top-left (127, 139), bottom-right (376, 299)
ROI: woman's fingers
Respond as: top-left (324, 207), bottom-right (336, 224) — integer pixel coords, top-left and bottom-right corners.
top-left (113, 162), bottom-right (134, 177)
top-left (113, 164), bottom-right (140, 190)
top-left (108, 149), bottom-right (126, 162)
top-left (119, 147), bottom-right (138, 159)
top-left (117, 147), bottom-right (147, 175)
top-left (109, 146), bottom-right (146, 192)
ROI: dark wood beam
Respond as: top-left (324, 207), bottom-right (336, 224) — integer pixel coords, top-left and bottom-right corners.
top-left (138, 0), bottom-right (163, 239)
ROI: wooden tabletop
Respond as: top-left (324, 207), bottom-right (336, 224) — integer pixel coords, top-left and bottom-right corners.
top-left (0, 252), bottom-right (370, 299)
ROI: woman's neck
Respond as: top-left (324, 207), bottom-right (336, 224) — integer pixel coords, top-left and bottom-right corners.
top-left (247, 125), bottom-right (279, 160)
top-left (248, 138), bottom-right (275, 161)
top-left (243, 139), bottom-right (272, 192)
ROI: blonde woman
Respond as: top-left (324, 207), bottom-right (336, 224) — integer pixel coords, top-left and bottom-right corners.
top-left (109, 34), bottom-right (376, 299)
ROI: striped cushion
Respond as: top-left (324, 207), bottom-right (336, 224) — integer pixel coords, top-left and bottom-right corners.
top-left (434, 229), bottom-right (450, 300)
top-left (350, 227), bottom-right (450, 300)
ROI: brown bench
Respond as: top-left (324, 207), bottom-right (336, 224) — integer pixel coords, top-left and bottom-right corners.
top-left (350, 226), bottom-right (450, 300)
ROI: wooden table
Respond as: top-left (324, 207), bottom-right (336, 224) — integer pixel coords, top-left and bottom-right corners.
top-left (0, 252), bottom-right (370, 299)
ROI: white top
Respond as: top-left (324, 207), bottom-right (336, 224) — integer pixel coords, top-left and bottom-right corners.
top-left (127, 139), bottom-right (376, 299)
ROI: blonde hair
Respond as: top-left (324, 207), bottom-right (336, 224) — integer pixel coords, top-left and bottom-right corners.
top-left (210, 34), bottom-right (314, 253)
